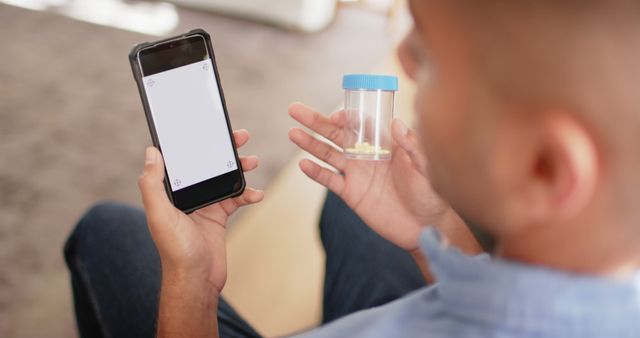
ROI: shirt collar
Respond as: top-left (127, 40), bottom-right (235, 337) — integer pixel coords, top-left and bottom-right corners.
top-left (420, 228), bottom-right (640, 336)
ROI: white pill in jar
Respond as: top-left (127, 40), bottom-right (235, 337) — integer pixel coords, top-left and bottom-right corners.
top-left (342, 74), bottom-right (398, 161)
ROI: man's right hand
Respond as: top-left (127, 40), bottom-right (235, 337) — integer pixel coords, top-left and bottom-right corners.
top-left (288, 103), bottom-right (459, 252)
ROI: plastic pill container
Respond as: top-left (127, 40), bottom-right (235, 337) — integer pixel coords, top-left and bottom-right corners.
top-left (342, 74), bottom-right (398, 160)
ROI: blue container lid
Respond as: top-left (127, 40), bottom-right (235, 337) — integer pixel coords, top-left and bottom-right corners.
top-left (342, 74), bottom-right (398, 91)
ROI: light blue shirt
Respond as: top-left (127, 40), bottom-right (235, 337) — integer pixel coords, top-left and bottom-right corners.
top-left (295, 228), bottom-right (640, 337)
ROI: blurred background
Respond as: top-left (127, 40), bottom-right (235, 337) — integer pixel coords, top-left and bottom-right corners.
top-left (0, 0), bottom-right (412, 336)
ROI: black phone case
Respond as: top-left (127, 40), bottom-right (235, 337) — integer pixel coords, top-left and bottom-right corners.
top-left (129, 28), bottom-right (246, 214)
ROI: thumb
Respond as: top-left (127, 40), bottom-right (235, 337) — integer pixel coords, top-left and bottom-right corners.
top-left (392, 119), bottom-right (428, 174)
top-left (138, 147), bottom-right (174, 222)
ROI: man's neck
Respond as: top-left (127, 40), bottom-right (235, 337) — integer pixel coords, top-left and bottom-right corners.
top-left (497, 218), bottom-right (640, 279)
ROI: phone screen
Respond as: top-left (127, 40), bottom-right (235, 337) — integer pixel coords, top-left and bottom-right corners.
top-left (138, 36), bottom-right (237, 192)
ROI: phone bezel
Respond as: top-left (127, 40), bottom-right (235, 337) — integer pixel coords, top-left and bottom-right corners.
top-left (129, 29), bottom-right (246, 214)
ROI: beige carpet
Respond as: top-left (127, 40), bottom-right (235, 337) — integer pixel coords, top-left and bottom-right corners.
top-left (0, 3), bottom-right (392, 337)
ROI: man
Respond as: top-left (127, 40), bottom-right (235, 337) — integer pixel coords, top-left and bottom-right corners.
top-left (65, 0), bottom-right (640, 337)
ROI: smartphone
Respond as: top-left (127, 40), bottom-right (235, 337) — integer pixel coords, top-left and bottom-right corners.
top-left (129, 29), bottom-right (245, 213)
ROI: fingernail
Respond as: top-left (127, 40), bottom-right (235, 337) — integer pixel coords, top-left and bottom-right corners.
top-left (145, 147), bottom-right (156, 164)
top-left (397, 119), bottom-right (409, 136)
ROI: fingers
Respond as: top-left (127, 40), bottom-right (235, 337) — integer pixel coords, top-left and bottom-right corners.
top-left (288, 128), bottom-right (346, 171)
top-left (233, 129), bottom-right (250, 148)
top-left (329, 109), bottom-right (347, 128)
top-left (219, 155), bottom-right (259, 214)
top-left (299, 158), bottom-right (345, 195)
top-left (239, 155), bottom-right (259, 172)
top-left (138, 147), bottom-right (174, 221)
top-left (232, 129), bottom-right (259, 172)
top-left (288, 102), bottom-right (344, 146)
top-left (217, 187), bottom-right (265, 216)
top-left (392, 119), bottom-right (427, 173)
top-left (232, 187), bottom-right (265, 207)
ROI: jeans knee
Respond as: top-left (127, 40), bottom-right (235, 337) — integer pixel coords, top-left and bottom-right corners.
top-left (79, 202), bottom-right (129, 229)
top-left (64, 202), bottom-right (135, 265)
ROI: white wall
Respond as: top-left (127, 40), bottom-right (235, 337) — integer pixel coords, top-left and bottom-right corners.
top-left (170, 0), bottom-right (337, 32)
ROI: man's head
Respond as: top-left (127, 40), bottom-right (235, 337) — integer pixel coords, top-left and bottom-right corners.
top-left (399, 0), bottom-right (640, 272)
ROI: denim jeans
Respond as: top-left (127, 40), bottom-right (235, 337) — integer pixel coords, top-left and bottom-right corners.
top-left (64, 192), bottom-right (426, 337)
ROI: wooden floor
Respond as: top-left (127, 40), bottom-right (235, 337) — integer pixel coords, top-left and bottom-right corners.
top-left (224, 150), bottom-right (327, 337)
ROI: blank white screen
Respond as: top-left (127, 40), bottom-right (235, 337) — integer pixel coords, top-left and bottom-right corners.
top-left (143, 59), bottom-right (237, 191)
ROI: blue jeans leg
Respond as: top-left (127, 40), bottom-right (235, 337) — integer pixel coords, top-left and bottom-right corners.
top-left (64, 202), bottom-right (260, 338)
top-left (319, 191), bottom-right (427, 324)
top-left (65, 192), bottom-right (428, 336)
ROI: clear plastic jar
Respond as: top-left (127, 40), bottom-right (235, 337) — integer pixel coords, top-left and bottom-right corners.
top-left (342, 74), bottom-right (398, 160)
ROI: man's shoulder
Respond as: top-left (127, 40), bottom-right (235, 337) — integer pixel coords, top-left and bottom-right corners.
top-left (292, 286), bottom-right (446, 338)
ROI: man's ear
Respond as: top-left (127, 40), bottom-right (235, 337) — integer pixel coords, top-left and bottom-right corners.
top-left (503, 111), bottom-right (599, 228)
